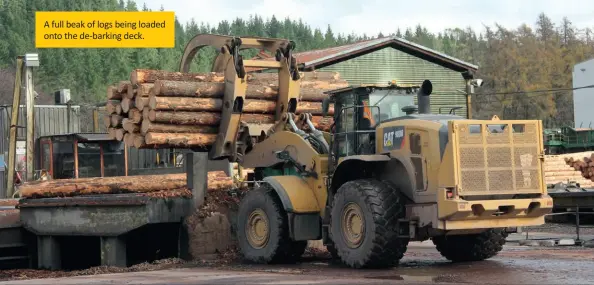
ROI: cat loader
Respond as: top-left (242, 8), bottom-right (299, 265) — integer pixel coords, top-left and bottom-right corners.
top-left (179, 34), bottom-right (553, 269)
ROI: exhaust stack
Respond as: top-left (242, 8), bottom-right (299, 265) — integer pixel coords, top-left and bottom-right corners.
top-left (417, 80), bottom-right (433, 114)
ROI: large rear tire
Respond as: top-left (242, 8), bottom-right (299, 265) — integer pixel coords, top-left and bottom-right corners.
top-left (432, 229), bottom-right (508, 262)
top-left (329, 179), bottom-right (409, 269)
top-left (236, 186), bottom-right (299, 264)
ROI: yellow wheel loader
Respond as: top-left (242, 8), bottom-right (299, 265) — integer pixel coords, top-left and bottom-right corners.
top-left (180, 34), bottom-right (553, 269)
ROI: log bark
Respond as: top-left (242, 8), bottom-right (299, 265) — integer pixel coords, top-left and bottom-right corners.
top-left (131, 69), bottom-right (225, 85)
top-left (147, 96), bottom-right (333, 115)
top-left (150, 80), bottom-right (340, 102)
top-left (148, 110), bottom-right (222, 125)
top-left (310, 116), bottom-right (333, 132)
top-left (19, 172), bottom-right (233, 198)
top-left (148, 96), bottom-right (223, 112)
top-left (246, 71), bottom-right (341, 82)
top-left (243, 100), bottom-right (276, 113)
top-left (115, 128), bottom-right (125, 141)
top-left (242, 113), bottom-right (276, 124)
top-left (117, 81), bottom-right (131, 93)
top-left (146, 111), bottom-right (275, 125)
top-left (135, 96), bottom-right (149, 110)
top-left (296, 101), bottom-right (333, 115)
top-left (141, 121), bottom-right (218, 134)
top-left (106, 100), bottom-right (120, 114)
top-left (152, 80), bottom-right (225, 97)
top-left (122, 118), bottom-right (140, 133)
top-left (110, 114), bottom-right (123, 127)
top-left (128, 108), bottom-right (143, 124)
top-left (107, 85), bottom-right (121, 100)
top-left (144, 132), bottom-right (218, 147)
top-left (121, 97), bottom-right (135, 113)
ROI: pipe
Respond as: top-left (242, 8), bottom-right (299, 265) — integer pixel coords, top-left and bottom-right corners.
top-left (417, 80), bottom-right (433, 114)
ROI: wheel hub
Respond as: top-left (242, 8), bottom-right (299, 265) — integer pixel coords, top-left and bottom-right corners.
top-left (341, 202), bottom-right (365, 248)
top-left (246, 209), bottom-right (270, 249)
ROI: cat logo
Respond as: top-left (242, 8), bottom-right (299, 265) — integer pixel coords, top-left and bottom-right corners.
top-left (382, 126), bottom-right (405, 150)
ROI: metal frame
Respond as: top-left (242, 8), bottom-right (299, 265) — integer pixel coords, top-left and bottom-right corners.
top-left (179, 34), bottom-right (301, 162)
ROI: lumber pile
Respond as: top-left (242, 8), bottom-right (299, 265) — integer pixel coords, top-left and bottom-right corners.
top-left (19, 171), bottom-right (233, 199)
top-left (104, 69), bottom-right (341, 149)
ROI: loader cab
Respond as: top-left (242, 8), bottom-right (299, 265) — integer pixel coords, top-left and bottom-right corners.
top-left (322, 83), bottom-right (423, 163)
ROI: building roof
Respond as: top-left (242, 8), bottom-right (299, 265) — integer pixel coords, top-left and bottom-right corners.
top-left (248, 36), bottom-right (478, 73)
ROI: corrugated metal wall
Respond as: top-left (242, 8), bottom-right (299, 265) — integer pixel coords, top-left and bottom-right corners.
top-left (318, 47), bottom-right (467, 116)
top-left (0, 105), bottom-right (81, 151)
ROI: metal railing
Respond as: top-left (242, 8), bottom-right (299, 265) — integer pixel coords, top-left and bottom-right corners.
top-left (521, 206), bottom-right (594, 245)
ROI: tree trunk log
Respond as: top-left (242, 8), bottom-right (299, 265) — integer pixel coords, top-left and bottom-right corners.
top-left (310, 116), bottom-right (333, 132)
top-left (115, 128), bottom-right (125, 141)
top-left (131, 69), bottom-right (226, 85)
top-left (141, 121), bottom-right (218, 134)
top-left (121, 97), bottom-right (135, 113)
top-left (133, 135), bottom-right (146, 148)
top-left (108, 128), bottom-right (117, 140)
top-left (242, 113), bottom-right (276, 124)
top-left (243, 100), bottom-right (276, 113)
top-left (106, 100), bottom-right (120, 114)
top-left (115, 104), bottom-right (123, 115)
top-left (152, 80), bottom-right (225, 97)
top-left (20, 174), bottom-right (187, 198)
top-left (122, 118), bottom-right (140, 133)
top-left (111, 114), bottom-right (123, 127)
top-left (148, 96), bottom-right (223, 112)
top-left (296, 101), bottom-right (333, 115)
top-left (135, 96), bottom-right (149, 110)
top-left (107, 85), bottom-right (121, 100)
top-left (148, 110), bottom-right (222, 125)
top-left (128, 108), bottom-right (142, 124)
top-left (117, 81), bottom-right (131, 93)
top-left (144, 132), bottom-right (217, 147)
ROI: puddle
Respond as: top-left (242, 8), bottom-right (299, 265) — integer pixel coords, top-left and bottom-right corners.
top-left (365, 274), bottom-right (465, 283)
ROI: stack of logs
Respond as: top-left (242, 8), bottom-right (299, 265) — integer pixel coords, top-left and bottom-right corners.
top-left (104, 69), bottom-right (344, 149)
top-left (564, 155), bottom-right (594, 181)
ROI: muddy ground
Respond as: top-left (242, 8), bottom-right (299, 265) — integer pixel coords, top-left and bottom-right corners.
top-left (2, 232), bottom-right (594, 284)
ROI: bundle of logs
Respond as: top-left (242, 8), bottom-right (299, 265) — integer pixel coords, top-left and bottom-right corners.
top-left (564, 155), bottom-right (594, 181)
top-left (19, 171), bottom-right (233, 199)
top-left (104, 69), bottom-right (344, 149)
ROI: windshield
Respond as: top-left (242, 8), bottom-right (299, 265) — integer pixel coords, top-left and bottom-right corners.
top-left (369, 90), bottom-right (415, 122)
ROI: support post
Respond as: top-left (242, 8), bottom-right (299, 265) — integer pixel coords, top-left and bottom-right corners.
top-left (186, 152), bottom-right (208, 209)
top-left (100, 236), bottom-right (127, 267)
top-left (465, 80), bottom-right (473, 119)
top-left (6, 57), bottom-right (23, 198)
top-left (37, 236), bottom-right (61, 270)
top-left (24, 53), bottom-right (39, 182)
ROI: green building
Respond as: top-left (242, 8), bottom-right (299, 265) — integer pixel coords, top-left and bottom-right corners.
top-left (257, 36), bottom-right (479, 118)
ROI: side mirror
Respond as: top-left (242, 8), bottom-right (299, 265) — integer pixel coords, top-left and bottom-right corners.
top-left (420, 80), bottom-right (433, 96)
top-left (322, 98), bottom-right (330, 117)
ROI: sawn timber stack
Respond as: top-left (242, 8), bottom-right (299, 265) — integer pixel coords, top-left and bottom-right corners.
top-left (104, 69), bottom-right (340, 149)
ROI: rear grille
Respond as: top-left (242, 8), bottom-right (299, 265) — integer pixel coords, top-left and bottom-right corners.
top-left (454, 121), bottom-right (542, 195)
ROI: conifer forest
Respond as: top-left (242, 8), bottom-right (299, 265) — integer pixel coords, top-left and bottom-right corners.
top-left (1, 0), bottom-right (593, 126)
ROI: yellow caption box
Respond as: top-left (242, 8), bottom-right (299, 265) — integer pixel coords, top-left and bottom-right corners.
top-left (35, 11), bottom-right (175, 48)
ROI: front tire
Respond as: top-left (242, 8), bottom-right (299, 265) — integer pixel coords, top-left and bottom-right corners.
top-left (329, 179), bottom-right (409, 269)
top-left (236, 186), bottom-right (298, 264)
top-left (432, 229), bottom-right (508, 262)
